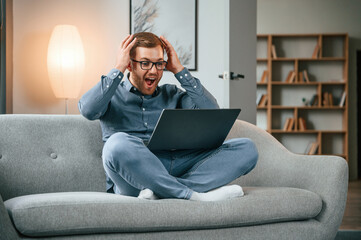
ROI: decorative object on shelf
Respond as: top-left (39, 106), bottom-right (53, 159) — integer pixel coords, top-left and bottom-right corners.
top-left (302, 98), bottom-right (309, 106)
top-left (302, 94), bottom-right (318, 106)
top-left (47, 25), bottom-right (85, 114)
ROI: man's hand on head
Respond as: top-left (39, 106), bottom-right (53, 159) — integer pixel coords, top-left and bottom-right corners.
top-left (160, 36), bottom-right (184, 74)
top-left (115, 35), bottom-right (137, 73)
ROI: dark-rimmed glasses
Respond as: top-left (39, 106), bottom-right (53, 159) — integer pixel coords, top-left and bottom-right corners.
top-left (131, 59), bottom-right (167, 70)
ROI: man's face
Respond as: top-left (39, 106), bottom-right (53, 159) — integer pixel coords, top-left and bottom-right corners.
top-left (128, 46), bottom-right (164, 96)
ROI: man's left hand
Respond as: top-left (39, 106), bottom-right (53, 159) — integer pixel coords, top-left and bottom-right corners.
top-left (160, 36), bottom-right (184, 74)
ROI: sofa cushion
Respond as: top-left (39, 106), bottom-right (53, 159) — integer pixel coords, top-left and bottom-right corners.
top-left (5, 187), bottom-right (322, 237)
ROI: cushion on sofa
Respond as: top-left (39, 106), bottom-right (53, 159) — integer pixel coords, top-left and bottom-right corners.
top-left (5, 187), bottom-right (322, 237)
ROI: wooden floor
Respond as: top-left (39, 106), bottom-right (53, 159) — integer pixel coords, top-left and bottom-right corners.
top-left (340, 180), bottom-right (361, 230)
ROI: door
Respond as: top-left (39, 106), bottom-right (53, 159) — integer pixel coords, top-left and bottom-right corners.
top-left (197, 0), bottom-right (256, 124)
top-left (228, 0), bottom-right (257, 124)
top-left (162, 0), bottom-right (256, 124)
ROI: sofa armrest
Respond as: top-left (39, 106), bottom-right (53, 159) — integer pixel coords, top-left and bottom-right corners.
top-left (228, 120), bottom-right (348, 237)
top-left (0, 194), bottom-right (20, 239)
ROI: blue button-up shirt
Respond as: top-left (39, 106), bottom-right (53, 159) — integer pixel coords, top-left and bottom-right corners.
top-left (78, 68), bottom-right (219, 142)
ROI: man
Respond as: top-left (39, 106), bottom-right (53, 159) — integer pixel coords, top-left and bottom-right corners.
top-left (79, 32), bottom-right (258, 201)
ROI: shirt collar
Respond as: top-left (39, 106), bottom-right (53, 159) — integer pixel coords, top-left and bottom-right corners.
top-left (124, 73), bottom-right (160, 98)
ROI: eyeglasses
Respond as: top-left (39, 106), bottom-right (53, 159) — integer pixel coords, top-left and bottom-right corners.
top-left (131, 59), bottom-right (167, 70)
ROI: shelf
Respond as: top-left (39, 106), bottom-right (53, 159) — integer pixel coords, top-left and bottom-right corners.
top-left (271, 130), bottom-right (346, 134)
top-left (256, 33), bottom-right (348, 160)
top-left (271, 57), bottom-right (345, 61)
top-left (257, 58), bottom-right (268, 62)
top-left (271, 130), bottom-right (318, 134)
top-left (271, 106), bottom-right (345, 110)
top-left (271, 82), bottom-right (319, 85)
top-left (271, 82), bottom-right (345, 85)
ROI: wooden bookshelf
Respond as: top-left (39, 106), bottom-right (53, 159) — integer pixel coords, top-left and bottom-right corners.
top-left (256, 33), bottom-right (348, 160)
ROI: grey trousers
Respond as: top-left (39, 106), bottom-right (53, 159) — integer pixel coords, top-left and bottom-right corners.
top-left (102, 132), bottom-right (258, 199)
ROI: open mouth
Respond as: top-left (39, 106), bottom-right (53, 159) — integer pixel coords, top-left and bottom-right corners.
top-left (145, 78), bottom-right (156, 88)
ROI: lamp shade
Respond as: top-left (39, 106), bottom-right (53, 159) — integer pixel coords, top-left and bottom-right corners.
top-left (47, 25), bottom-right (85, 99)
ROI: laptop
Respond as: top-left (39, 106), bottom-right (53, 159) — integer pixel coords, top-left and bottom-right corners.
top-left (146, 109), bottom-right (241, 151)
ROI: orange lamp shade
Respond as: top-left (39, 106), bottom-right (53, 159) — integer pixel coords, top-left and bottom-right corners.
top-left (47, 25), bottom-right (85, 99)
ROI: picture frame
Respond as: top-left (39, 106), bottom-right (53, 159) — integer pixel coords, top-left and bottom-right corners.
top-left (130, 0), bottom-right (197, 71)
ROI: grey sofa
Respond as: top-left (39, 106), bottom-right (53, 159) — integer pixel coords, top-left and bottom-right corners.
top-left (0, 114), bottom-right (348, 240)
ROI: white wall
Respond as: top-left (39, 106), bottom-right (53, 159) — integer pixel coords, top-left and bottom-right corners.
top-left (257, 0), bottom-right (361, 180)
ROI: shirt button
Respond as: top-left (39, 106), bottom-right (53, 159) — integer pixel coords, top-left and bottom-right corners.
top-left (142, 108), bottom-right (145, 111)
top-left (113, 72), bottom-right (117, 76)
top-left (180, 76), bottom-right (183, 79)
top-left (106, 85), bottom-right (109, 88)
top-left (118, 75), bottom-right (121, 79)
top-left (185, 74), bottom-right (188, 77)
top-left (144, 122), bottom-right (148, 126)
top-left (194, 86), bottom-right (197, 88)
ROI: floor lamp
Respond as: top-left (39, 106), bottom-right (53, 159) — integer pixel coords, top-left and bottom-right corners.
top-left (47, 25), bottom-right (85, 114)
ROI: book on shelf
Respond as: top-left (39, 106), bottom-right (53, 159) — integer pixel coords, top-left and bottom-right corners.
top-left (309, 94), bottom-right (319, 106)
top-left (322, 92), bottom-right (334, 106)
top-left (256, 93), bottom-right (263, 105)
top-left (287, 118), bottom-right (295, 131)
top-left (283, 117), bottom-right (295, 131)
top-left (285, 70), bottom-right (296, 83)
top-left (257, 94), bottom-right (268, 107)
top-left (298, 71), bottom-right (303, 83)
top-left (271, 45), bottom-right (277, 59)
top-left (260, 70), bottom-right (268, 83)
top-left (329, 93), bottom-right (334, 106)
top-left (303, 70), bottom-right (310, 82)
top-left (298, 117), bottom-right (307, 131)
top-left (283, 118), bottom-right (291, 131)
top-left (339, 91), bottom-right (346, 106)
top-left (306, 142), bottom-right (319, 155)
top-left (323, 92), bottom-right (328, 106)
top-left (312, 44), bottom-right (320, 59)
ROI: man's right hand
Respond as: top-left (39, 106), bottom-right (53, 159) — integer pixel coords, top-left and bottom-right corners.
top-left (114, 35), bottom-right (137, 73)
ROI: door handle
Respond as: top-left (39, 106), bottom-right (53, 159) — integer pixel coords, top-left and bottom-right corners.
top-left (230, 72), bottom-right (245, 80)
top-left (218, 72), bottom-right (245, 80)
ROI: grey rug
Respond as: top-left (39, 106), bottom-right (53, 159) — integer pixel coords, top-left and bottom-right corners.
top-left (335, 230), bottom-right (361, 240)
